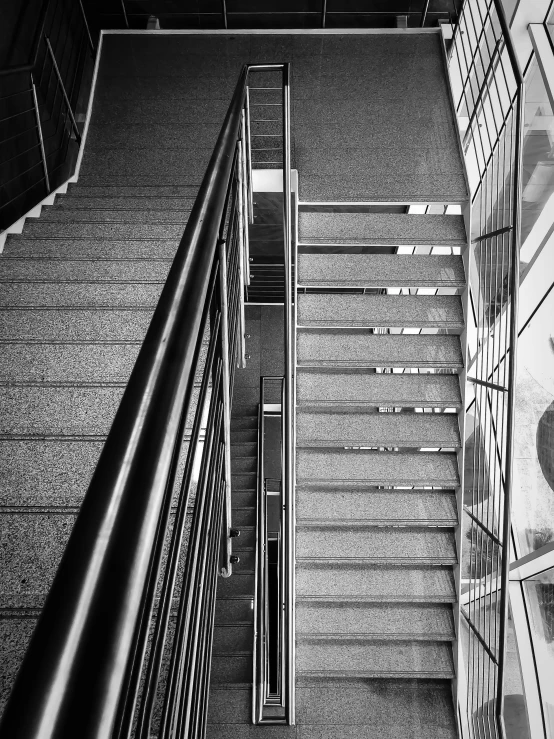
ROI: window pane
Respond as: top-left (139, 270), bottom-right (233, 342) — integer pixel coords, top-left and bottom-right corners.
top-left (521, 58), bottom-right (554, 254)
top-left (523, 567), bottom-right (554, 735)
top-left (512, 286), bottom-right (554, 556)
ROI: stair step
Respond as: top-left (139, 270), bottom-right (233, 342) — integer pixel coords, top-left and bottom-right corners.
top-left (295, 680), bottom-right (456, 737)
top-left (297, 450), bottom-right (459, 487)
top-left (0, 283), bottom-right (164, 308)
top-left (231, 442), bottom-right (257, 457)
top-left (0, 343), bottom-right (140, 383)
top-left (67, 185), bottom-right (200, 198)
top-left (215, 598), bottom-right (254, 625)
top-left (296, 369), bottom-right (461, 408)
top-left (38, 209), bottom-right (191, 223)
top-left (232, 491), bottom-right (256, 508)
top-left (297, 411), bottom-right (460, 448)
top-left (0, 309), bottom-right (152, 342)
top-left (207, 689), bottom-right (251, 724)
top-left (212, 626), bottom-right (253, 655)
top-left (0, 259), bottom-right (170, 283)
top-left (230, 429), bottom-right (257, 444)
top-left (2, 238), bottom-right (179, 260)
top-left (217, 574), bottom-right (255, 599)
top-left (19, 222), bottom-right (185, 240)
top-left (298, 254), bottom-right (466, 288)
top-left (296, 526), bottom-right (456, 564)
top-left (50, 196), bottom-right (196, 210)
top-left (230, 416), bottom-right (258, 431)
top-left (296, 602), bottom-right (455, 640)
top-left (210, 655), bottom-right (252, 685)
top-left (298, 212), bottom-right (466, 246)
top-left (296, 563), bottom-right (456, 602)
top-left (232, 509), bottom-right (256, 529)
top-left (297, 330), bottom-right (463, 369)
top-left (297, 294), bottom-right (464, 329)
top-left (296, 639), bottom-right (454, 679)
top-left (231, 457), bottom-right (257, 474)
top-left (296, 489), bottom-right (458, 526)
top-left (0, 439), bottom-right (102, 506)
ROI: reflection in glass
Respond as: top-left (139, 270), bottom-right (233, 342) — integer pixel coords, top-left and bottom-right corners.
top-left (512, 288), bottom-right (554, 556)
top-left (521, 58), bottom-right (554, 250)
top-left (523, 567), bottom-right (554, 736)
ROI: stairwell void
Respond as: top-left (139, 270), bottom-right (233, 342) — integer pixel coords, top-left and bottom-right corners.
top-left (0, 31), bottom-right (468, 738)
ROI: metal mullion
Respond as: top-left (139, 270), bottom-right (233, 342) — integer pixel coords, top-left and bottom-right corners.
top-left (134, 279), bottom-right (220, 739)
top-left (464, 5), bottom-right (501, 147)
top-left (176, 407), bottom-right (224, 739)
top-left (158, 361), bottom-right (223, 739)
top-left (470, 0), bottom-right (508, 140)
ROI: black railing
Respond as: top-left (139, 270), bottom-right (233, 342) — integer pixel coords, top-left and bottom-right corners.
top-left (0, 0), bottom-right (95, 232)
top-left (0, 64), bottom-right (265, 739)
top-left (449, 1), bottom-right (523, 736)
top-left (255, 376), bottom-right (287, 724)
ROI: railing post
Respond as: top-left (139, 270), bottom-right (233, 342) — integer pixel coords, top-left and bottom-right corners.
top-left (221, 0), bottom-right (228, 29)
top-left (218, 239), bottom-right (233, 577)
top-left (77, 0), bottom-right (96, 55)
top-left (120, 0), bottom-right (130, 28)
top-left (281, 61), bottom-right (295, 726)
top-left (30, 72), bottom-right (50, 194)
top-left (321, 0), bottom-right (327, 28)
top-left (240, 110), bottom-right (251, 284)
top-left (421, 0), bottom-right (430, 27)
top-left (245, 87), bottom-right (254, 223)
top-left (236, 140), bottom-right (247, 368)
top-left (45, 37), bottom-right (82, 143)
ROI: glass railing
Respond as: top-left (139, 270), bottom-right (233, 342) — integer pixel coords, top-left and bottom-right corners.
top-left (448, 1), bottom-right (524, 736)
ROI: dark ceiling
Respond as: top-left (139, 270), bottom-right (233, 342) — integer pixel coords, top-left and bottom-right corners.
top-left (83, 0), bottom-right (462, 31)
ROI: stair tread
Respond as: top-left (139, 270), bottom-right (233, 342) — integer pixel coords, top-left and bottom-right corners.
top-left (2, 238), bottom-right (179, 260)
top-left (297, 369), bottom-right (461, 408)
top-left (297, 449), bottom-right (460, 487)
top-left (297, 410), bottom-right (460, 448)
top-left (298, 254), bottom-right (466, 288)
top-left (296, 639), bottom-right (454, 678)
top-left (298, 213), bottom-right (466, 246)
top-left (0, 259), bottom-right (170, 283)
top-left (297, 294), bottom-right (464, 328)
top-left (51, 196), bottom-right (196, 210)
top-left (296, 489), bottom-right (458, 525)
top-left (296, 563), bottom-right (456, 602)
top-left (0, 308), bottom-right (152, 341)
top-left (297, 330), bottom-right (463, 368)
top-left (296, 602), bottom-right (454, 638)
top-left (39, 209), bottom-right (191, 223)
top-left (296, 526), bottom-right (456, 563)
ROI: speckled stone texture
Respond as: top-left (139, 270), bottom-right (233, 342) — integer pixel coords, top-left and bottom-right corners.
top-left (297, 450), bottom-right (460, 487)
top-left (296, 489), bottom-right (458, 526)
top-left (297, 330), bottom-right (463, 368)
top-left (297, 254), bottom-right (466, 287)
top-left (296, 640), bottom-right (454, 678)
top-left (299, 213), bottom-right (467, 245)
top-left (296, 602), bottom-right (454, 638)
top-left (297, 526), bottom-right (456, 563)
top-left (297, 294), bottom-right (464, 328)
top-left (296, 410), bottom-right (461, 447)
top-left (296, 369), bottom-right (462, 408)
top-left (296, 563), bottom-right (456, 602)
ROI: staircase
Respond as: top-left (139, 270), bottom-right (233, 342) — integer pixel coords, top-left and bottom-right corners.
top-left (294, 209), bottom-right (467, 737)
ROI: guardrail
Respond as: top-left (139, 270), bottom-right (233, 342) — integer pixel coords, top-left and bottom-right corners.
top-left (0, 63), bottom-right (271, 739)
top-left (448, 1), bottom-right (523, 736)
top-left (0, 0), bottom-right (94, 231)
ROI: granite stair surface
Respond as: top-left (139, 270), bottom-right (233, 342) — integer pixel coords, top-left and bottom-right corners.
top-left (294, 75), bottom-right (466, 733)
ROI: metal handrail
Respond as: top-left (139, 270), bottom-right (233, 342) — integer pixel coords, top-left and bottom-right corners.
top-left (255, 376), bottom-right (286, 723)
top-left (0, 63), bottom-right (262, 739)
top-left (0, 0), bottom-right (94, 76)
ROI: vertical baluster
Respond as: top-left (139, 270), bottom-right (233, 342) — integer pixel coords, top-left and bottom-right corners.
top-left (45, 37), bottom-right (81, 142)
top-left (31, 72), bottom-right (50, 194)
